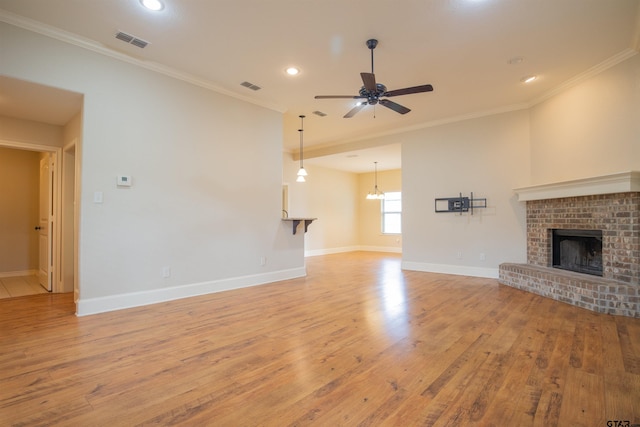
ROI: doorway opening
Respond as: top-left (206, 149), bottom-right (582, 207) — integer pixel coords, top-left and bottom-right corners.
top-left (0, 76), bottom-right (82, 305)
top-left (0, 141), bottom-right (70, 295)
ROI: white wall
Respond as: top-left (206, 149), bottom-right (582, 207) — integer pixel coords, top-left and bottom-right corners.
top-left (401, 110), bottom-right (530, 277)
top-left (529, 54), bottom-right (640, 183)
top-left (1, 22), bottom-right (304, 314)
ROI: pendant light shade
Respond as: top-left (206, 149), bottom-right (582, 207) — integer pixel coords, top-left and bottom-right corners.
top-left (366, 161), bottom-right (385, 200)
top-left (297, 115), bottom-right (307, 181)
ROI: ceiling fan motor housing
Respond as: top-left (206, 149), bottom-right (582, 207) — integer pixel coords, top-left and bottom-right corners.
top-left (359, 83), bottom-right (387, 104)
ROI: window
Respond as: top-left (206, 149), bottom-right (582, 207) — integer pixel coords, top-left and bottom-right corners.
top-left (382, 191), bottom-right (401, 234)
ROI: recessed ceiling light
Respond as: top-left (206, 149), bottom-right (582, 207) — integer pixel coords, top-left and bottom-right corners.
top-left (521, 75), bottom-right (537, 84)
top-left (140, 0), bottom-right (164, 11)
top-left (285, 67), bottom-right (300, 76)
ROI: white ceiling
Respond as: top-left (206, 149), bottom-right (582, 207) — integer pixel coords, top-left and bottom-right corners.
top-left (0, 0), bottom-right (638, 173)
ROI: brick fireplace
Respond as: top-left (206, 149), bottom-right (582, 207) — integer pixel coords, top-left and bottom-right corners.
top-left (499, 172), bottom-right (640, 318)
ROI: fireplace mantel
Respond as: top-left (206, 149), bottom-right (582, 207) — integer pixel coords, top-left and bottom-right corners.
top-left (514, 171), bottom-right (640, 201)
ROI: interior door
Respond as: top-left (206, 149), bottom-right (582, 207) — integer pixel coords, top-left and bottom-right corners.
top-left (38, 155), bottom-right (53, 291)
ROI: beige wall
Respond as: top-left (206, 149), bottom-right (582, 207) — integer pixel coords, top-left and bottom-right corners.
top-left (529, 54), bottom-right (640, 183)
top-left (0, 147), bottom-right (40, 274)
top-left (358, 169), bottom-right (402, 252)
top-left (284, 155), bottom-right (359, 255)
top-left (0, 116), bottom-right (63, 147)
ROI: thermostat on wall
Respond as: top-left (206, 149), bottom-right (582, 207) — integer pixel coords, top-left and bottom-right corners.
top-left (117, 175), bottom-right (132, 187)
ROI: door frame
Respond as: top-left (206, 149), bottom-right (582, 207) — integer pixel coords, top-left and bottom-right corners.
top-left (62, 139), bottom-right (80, 300)
top-left (38, 154), bottom-right (54, 291)
top-left (1, 139), bottom-right (64, 293)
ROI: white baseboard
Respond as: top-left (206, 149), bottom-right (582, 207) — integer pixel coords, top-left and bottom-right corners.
top-left (305, 246), bottom-right (359, 257)
top-left (76, 266), bottom-right (306, 316)
top-left (358, 246), bottom-right (402, 254)
top-left (0, 269), bottom-right (37, 278)
top-left (305, 246), bottom-right (402, 257)
top-left (401, 261), bottom-right (499, 279)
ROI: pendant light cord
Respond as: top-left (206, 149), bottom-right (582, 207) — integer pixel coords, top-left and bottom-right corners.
top-left (299, 115), bottom-right (305, 169)
top-left (374, 161), bottom-right (379, 192)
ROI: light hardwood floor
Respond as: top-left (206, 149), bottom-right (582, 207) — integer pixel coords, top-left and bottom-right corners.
top-left (0, 274), bottom-right (47, 299)
top-left (0, 252), bottom-right (638, 426)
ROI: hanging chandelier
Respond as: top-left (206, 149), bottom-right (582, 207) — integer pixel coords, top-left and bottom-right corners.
top-left (296, 115), bottom-right (307, 182)
top-left (366, 161), bottom-right (385, 199)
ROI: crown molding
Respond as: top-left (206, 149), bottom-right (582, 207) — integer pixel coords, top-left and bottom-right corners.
top-left (0, 10), bottom-right (286, 114)
top-left (529, 48), bottom-right (638, 107)
top-left (305, 102), bottom-right (531, 154)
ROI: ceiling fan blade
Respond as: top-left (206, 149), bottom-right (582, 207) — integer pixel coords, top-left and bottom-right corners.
top-left (360, 72), bottom-right (377, 93)
top-left (379, 99), bottom-right (411, 114)
top-left (315, 95), bottom-right (364, 99)
top-left (384, 84), bottom-right (434, 97)
top-left (343, 103), bottom-right (366, 118)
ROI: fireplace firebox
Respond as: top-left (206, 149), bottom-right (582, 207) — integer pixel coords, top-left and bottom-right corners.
top-left (552, 229), bottom-right (603, 276)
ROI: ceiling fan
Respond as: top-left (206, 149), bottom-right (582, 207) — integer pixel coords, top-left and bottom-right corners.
top-left (315, 39), bottom-right (434, 118)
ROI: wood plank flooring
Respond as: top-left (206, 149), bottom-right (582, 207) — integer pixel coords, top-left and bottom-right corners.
top-left (0, 252), bottom-right (638, 426)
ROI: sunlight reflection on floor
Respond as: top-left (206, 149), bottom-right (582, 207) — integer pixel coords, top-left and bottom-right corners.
top-left (375, 257), bottom-right (410, 340)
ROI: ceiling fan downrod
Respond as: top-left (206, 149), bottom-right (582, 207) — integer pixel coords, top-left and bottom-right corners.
top-left (366, 39), bottom-right (378, 74)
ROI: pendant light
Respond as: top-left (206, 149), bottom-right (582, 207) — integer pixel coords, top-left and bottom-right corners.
top-left (296, 115), bottom-right (307, 182)
top-left (366, 161), bottom-right (385, 199)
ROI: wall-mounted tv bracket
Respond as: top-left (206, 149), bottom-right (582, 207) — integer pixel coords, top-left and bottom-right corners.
top-left (434, 192), bottom-right (486, 215)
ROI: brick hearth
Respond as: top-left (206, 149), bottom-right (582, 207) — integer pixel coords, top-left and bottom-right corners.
top-left (499, 189), bottom-right (639, 318)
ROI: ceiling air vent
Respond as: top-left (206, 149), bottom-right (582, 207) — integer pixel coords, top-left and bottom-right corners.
top-left (312, 111), bottom-right (327, 117)
top-left (115, 31), bottom-right (149, 49)
top-left (240, 81), bottom-right (261, 91)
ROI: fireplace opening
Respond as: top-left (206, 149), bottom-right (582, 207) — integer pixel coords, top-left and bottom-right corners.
top-left (552, 229), bottom-right (603, 276)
